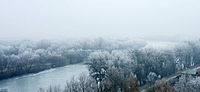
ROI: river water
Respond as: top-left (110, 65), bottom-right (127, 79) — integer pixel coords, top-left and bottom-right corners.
top-left (0, 64), bottom-right (88, 92)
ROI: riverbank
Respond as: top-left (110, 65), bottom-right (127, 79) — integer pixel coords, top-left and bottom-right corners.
top-left (0, 61), bottom-right (72, 80)
top-left (0, 63), bottom-right (88, 92)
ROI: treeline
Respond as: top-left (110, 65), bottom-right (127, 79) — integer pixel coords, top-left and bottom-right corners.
top-left (86, 39), bottom-right (200, 86)
top-left (0, 38), bottom-right (146, 80)
top-left (38, 39), bottom-right (200, 92)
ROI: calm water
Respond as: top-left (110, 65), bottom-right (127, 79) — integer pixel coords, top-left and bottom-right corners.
top-left (0, 64), bottom-right (88, 92)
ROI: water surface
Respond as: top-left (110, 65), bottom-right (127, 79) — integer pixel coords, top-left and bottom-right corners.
top-left (0, 64), bottom-right (88, 92)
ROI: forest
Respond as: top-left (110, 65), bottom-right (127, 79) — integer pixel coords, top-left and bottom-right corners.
top-left (1, 38), bottom-right (200, 92)
top-left (37, 39), bottom-right (200, 92)
top-left (0, 38), bottom-right (146, 80)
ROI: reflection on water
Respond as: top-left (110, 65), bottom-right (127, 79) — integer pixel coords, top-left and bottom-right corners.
top-left (0, 64), bottom-right (88, 92)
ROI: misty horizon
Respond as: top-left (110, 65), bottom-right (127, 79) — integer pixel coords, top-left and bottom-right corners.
top-left (0, 0), bottom-right (200, 41)
top-left (1, 1), bottom-right (200, 92)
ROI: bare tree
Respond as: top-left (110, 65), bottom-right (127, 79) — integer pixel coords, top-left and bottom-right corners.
top-left (147, 79), bottom-right (175, 92)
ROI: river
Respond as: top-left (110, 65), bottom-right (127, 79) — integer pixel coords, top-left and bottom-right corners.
top-left (0, 64), bottom-right (88, 92)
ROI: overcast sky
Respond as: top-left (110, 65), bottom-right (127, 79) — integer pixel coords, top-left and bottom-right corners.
top-left (0, 0), bottom-right (200, 40)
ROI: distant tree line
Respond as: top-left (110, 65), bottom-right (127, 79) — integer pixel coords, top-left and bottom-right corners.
top-left (0, 38), bottom-right (146, 80)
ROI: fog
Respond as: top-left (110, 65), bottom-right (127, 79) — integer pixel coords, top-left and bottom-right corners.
top-left (0, 0), bottom-right (200, 40)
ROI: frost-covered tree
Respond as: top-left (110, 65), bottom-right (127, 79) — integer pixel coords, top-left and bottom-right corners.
top-left (174, 75), bottom-right (200, 92)
top-left (147, 72), bottom-right (158, 85)
top-left (63, 74), bottom-right (97, 92)
top-left (103, 67), bottom-right (126, 92)
top-left (87, 51), bottom-right (110, 92)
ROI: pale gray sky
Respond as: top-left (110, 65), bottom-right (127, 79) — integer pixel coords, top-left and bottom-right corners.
top-left (0, 0), bottom-right (200, 40)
